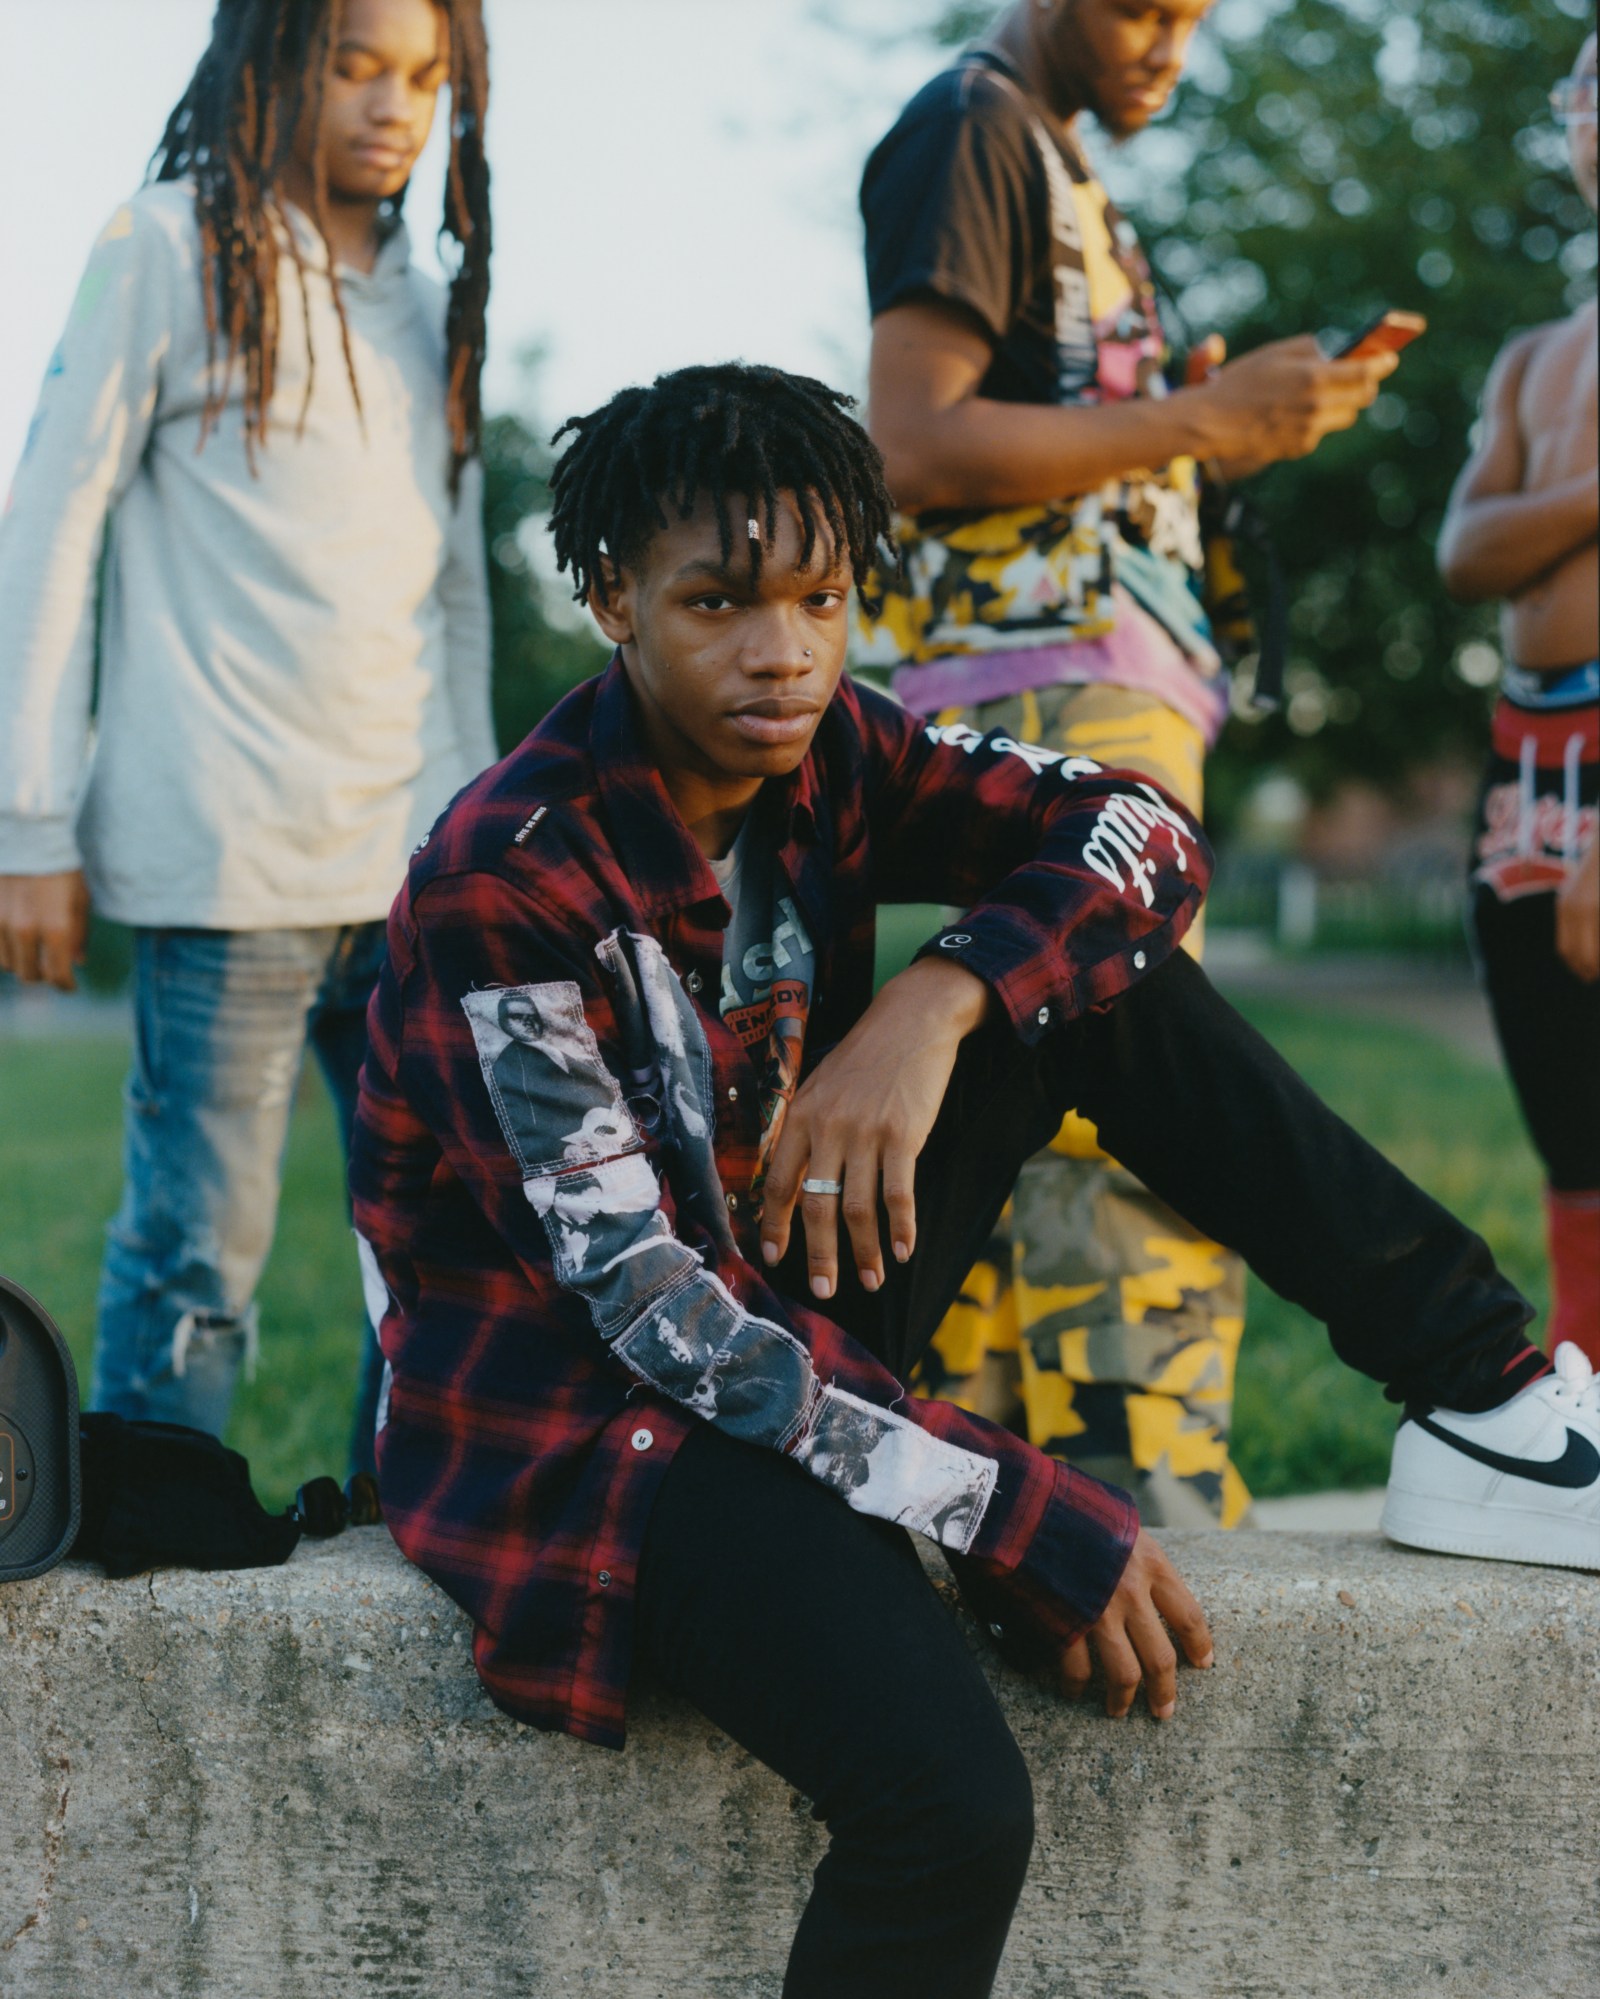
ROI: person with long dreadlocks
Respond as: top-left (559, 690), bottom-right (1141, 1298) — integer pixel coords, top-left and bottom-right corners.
top-left (0, 0), bottom-right (494, 1470)
top-left (348, 362), bottom-right (1594, 1999)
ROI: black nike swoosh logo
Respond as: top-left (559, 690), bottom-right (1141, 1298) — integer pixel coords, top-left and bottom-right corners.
top-left (1413, 1414), bottom-right (1600, 1490)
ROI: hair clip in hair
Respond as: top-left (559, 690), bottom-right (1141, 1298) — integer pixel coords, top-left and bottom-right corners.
top-left (747, 517), bottom-right (762, 542)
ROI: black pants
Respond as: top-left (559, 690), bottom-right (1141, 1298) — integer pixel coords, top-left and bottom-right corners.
top-left (634, 954), bottom-right (1537, 1999)
top-left (1473, 886), bottom-right (1600, 1193)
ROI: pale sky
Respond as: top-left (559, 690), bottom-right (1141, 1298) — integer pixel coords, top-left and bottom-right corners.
top-left (0, 0), bottom-right (945, 485)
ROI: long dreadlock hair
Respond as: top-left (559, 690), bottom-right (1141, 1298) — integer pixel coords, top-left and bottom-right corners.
top-left (547, 363), bottom-right (898, 605)
top-left (149, 0), bottom-right (490, 489)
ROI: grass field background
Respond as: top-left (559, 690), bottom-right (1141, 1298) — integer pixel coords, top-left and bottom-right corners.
top-left (0, 977), bottom-right (1545, 1513)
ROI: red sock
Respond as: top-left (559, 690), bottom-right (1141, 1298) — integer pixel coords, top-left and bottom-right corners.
top-left (1546, 1186), bottom-right (1600, 1367)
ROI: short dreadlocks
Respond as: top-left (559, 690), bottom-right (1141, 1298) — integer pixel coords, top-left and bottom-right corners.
top-left (149, 0), bottom-right (490, 488)
top-left (547, 363), bottom-right (897, 605)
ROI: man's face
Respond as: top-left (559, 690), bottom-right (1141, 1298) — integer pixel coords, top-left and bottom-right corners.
top-left (1039, 0), bottom-right (1214, 138)
top-left (501, 996), bottom-right (543, 1048)
top-left (300, 0), bottom-right (450, 204)
top-left (1564, 36), bottom-right (1598, 215)
top-left (589, 493), bottom-right (854, 800)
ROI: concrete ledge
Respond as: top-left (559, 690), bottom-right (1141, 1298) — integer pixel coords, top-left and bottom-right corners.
top-left (2, 1531), bottom-right (1596, 1998)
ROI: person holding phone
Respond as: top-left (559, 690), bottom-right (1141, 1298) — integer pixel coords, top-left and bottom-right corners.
top-left (1437, 32), bottom-right (1599, 1367)
top-left (856, 0), bottom-right (1399, 1529)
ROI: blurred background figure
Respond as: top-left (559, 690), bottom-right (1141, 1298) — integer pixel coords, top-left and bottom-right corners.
top-left (1437, 31), bottom-right (1598, 1366)
top-left (0, 0), bottom-right (495, 1468)
top-left (855, 0), bottom-right (1395, 1527)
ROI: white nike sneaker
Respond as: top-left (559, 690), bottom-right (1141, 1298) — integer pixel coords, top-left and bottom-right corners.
top-left (1381, 1342), bottom-right (1600, 1571)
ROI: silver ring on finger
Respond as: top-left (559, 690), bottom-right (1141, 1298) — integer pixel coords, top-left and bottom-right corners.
top-left (801, 1177), bottom-right (845, 1197)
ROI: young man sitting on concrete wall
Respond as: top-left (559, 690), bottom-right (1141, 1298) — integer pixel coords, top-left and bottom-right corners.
top-left (349, 363), bottom-right (1599, 1999)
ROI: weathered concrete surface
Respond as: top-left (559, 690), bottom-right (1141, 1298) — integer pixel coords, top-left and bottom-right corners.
top-left (2, 1531), bottom-right (1595, 1999)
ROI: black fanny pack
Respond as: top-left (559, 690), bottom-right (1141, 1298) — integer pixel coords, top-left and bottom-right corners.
top-left (0, 1274), bottom-right (81, 1580)
top-left (1, 1274), bottom-right (377, 1584)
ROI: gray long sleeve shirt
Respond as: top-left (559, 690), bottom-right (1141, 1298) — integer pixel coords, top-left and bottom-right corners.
top-left (0, 183), bottom-right (496, 928)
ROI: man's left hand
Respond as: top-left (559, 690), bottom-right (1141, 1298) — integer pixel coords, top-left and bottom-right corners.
top-left (760, 956), bottom-right (991, 1298)
top-left (1059, 1528), bottom-right (1215, 1721)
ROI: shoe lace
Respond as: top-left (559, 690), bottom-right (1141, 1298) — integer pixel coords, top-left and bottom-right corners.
top-left (1550, 1342), bottom-right (1598, 1422)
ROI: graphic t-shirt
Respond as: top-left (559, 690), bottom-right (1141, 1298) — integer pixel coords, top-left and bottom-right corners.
top-left (710, 823), bottom-right (816, 1192)
top-left (855, 51), bottom-right (1222, 732)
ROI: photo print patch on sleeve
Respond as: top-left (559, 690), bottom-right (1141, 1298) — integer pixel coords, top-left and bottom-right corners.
top-left (461, 982), bottom-right (644, 1180)
top-left (795, 1385), bottom-right (997, 1554)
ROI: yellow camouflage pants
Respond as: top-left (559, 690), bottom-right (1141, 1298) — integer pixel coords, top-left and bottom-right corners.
top-left (916, 682), bottom-right (1252, 1529)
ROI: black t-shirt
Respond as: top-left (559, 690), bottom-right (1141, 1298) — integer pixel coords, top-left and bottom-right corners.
top-left (861, 52), bottom-right (1105, 408)
top-left (854, 50), bottom-right (1216, 684)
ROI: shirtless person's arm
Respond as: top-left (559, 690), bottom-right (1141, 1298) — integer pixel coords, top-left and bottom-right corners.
top-left (1436, 329), bottom-right (1600, 606)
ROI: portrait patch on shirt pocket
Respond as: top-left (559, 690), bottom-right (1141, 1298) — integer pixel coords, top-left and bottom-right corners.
top-left (462, 982), bottom-right (643, 1179)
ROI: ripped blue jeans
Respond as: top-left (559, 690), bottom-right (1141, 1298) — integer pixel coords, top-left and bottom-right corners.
top-left (90, 924), bottom-right (387, 1471)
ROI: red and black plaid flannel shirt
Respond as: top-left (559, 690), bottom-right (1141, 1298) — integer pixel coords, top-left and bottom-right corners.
top-left (350, 656), bottom-right (1209, 1747)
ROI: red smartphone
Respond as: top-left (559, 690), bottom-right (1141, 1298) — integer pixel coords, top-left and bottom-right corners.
top-left (1335, 310), bottom-right (1427, 360)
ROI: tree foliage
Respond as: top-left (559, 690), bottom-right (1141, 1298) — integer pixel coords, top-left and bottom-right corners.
top-left (479, 392), bottom-right (609, 755)
top-left (929, 0), bottom-right (1596, 818)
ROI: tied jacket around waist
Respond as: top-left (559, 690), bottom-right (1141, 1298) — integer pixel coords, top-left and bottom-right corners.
top-left (349, 657), bottom-right (1209, 1747)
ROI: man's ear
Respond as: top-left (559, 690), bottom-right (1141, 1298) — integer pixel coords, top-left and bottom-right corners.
top-left (588, 558), bottom-right (634, 646)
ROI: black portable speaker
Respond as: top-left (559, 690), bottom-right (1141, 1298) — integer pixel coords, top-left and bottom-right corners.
top-left (0, 1275), bottom-right (82, 1581)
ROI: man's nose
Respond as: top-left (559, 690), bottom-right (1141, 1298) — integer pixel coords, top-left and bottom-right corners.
top-left (739, 609), bottom-right (819, 677)
top-left (368, 77), bottom-right (411, 127)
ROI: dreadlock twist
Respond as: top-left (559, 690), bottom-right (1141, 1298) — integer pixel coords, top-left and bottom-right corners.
top-left (547, 363), bottom-right (897, 605)
top-left (149, 0), bottom-right (490, 489)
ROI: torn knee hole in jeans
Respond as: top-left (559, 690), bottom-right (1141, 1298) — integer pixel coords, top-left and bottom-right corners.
top-left (171, 1304), bottom-right (260, 1381)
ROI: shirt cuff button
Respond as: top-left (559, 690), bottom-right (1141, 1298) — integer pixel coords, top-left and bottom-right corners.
top-left (1133, 950), bottom-right (1147, 969)
top-left (1036, 1006), bottom-right (1049, 1025)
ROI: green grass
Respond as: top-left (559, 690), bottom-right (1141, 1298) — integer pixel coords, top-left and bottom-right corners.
top-left (1226, 998), bottom-right (1546, 1496)
top-left (0, 1038), bottom-right (363, 1512)
top-left (0, 983), bottom-right (1546, 1509)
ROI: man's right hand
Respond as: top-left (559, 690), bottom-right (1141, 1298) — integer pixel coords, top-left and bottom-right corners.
top-left (0, 871), bottom-right (91, 990)
top-left (1186, 334), bottom-right (1398, 474)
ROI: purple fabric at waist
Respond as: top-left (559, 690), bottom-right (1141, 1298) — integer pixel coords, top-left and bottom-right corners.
top-left (890, 598), bottom-right (1231, 746)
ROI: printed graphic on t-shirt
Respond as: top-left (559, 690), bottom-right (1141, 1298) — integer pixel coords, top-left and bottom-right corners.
top-left (716, 838), bottom-right (817, 1192)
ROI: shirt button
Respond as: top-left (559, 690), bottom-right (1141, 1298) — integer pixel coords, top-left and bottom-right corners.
top-left (726, 1192), bottom-right (739, 1213)
top-left (1036, 1006), bottom-right (1050, 1025)
top-left (684, 970), bottom-right (704, 996)
top-left (1133, 950), bottom-right (1147, 970)
top-left (631, 1428), bottom-right (654, 1453)
top-left (597, 1570), bottom-right (612, 1589)
top-left (727, 1085), bottom-right (739, 1102)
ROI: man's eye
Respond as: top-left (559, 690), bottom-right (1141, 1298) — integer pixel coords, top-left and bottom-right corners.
top-left (692, 594), bottom-right (734, 612)
top-left (806, 591), bottom-right (845, 610)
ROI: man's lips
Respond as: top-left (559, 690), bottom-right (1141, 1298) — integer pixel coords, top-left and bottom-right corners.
top-left (1120, 78), bottom-right (1175, 116)
top-left (353, 143), bottom-right (412, 170)
top-left (727, 701), bottom-right (821, 746)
